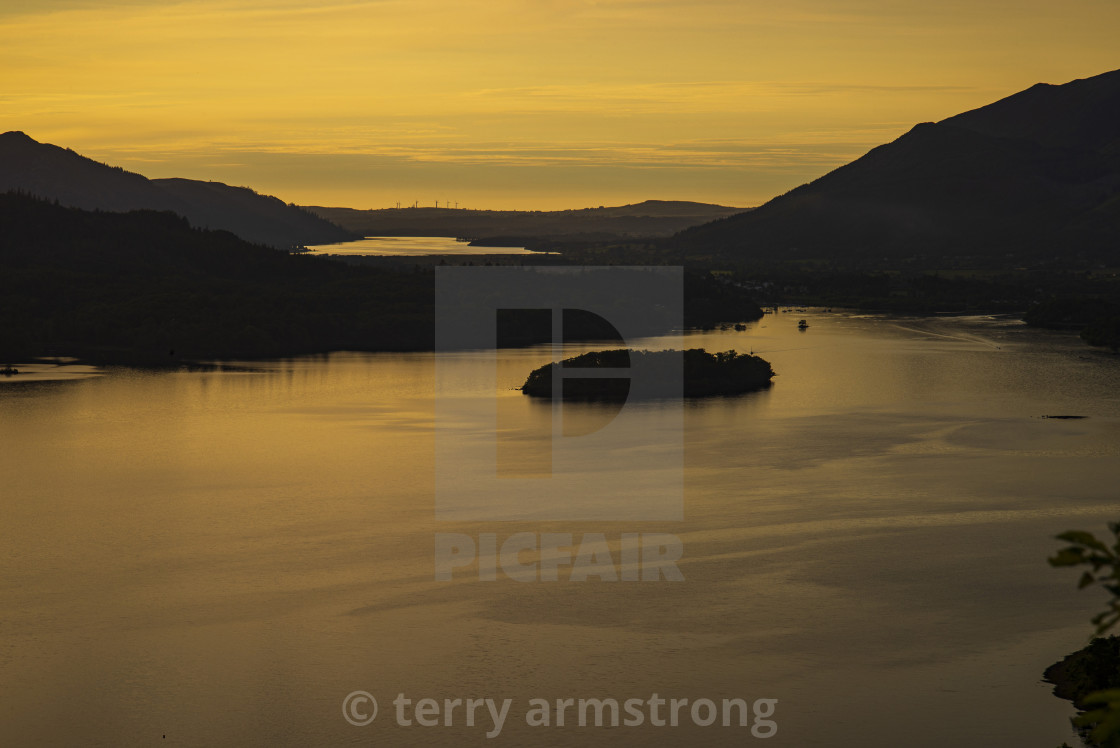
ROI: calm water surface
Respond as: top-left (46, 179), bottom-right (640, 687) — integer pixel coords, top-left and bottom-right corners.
top-left (2, 312), bottom-right (1119, 746)
top-left (305, 236), bottom-right (534, 256)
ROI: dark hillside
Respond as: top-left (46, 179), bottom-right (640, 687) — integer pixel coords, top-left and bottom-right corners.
top-left (677, 69), bottom-right (1120, 264)
top-left (0, 132), bottom-right (353, 248)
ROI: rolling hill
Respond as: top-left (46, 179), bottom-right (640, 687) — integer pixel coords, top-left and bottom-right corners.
top-left (309, 200), bottom-right (747, 247)
top-left (0, 131), bottom-right (354, 248)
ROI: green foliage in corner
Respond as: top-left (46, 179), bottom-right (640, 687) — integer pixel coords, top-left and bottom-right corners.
top-left (1050, 523), bottom-right (1120, 747)
top-left (1051, 524), bottom-right (1120, 635)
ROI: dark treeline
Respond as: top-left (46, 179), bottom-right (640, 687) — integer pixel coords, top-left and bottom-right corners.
top-left (6, 191), bottom-right (1117, 364)
top-left (520, 348), bottom-right (775, 400)
top-left (0, 194), bottom-right (765, 364)
top-left (685, 258), bottom-right (1120, 350)
top-left (1024, 297), bottom-right (1120, 350)
top-left (0, 192), bottom-right (433, 362)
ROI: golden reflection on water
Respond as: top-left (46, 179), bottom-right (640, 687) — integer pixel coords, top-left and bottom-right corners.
top-left (1, 316), bottom-right (1119, 746)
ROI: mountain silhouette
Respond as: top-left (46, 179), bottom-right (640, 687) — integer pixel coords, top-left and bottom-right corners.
top-left (310, 199), bottom-right (746, 247)
top-left (678, 68), bottom-right (1120, 263)
top-left (0, 132), bottom-right (353, 248)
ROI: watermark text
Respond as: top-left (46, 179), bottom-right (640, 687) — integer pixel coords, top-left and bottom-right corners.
top-left (434, 532), bottom-right (684, 581)
top-left (344, 691), bottom-right (778, 738)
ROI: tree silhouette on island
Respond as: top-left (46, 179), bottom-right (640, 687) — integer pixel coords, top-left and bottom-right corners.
top-left (520, 348), bottom-right (775, 400)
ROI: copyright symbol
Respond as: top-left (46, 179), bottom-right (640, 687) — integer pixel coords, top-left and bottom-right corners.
top-left (343, 691), bottom-right (378, 726)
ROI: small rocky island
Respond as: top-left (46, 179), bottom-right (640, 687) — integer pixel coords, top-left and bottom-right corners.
top-left (521, 348), bottom-right (775, 400)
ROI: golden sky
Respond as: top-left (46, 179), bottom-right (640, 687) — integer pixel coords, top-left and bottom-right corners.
top-left (3, 0), bottom-right (1118, 210)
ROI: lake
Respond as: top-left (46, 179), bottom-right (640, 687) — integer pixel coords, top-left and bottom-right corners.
top-left (1, 311), bottom-right (1118, 746)
top-left (305, 235), bottom-right (535, 256)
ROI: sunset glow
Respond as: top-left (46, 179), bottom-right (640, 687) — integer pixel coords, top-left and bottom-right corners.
top-left (4, 0), bottom-right (1118, 209)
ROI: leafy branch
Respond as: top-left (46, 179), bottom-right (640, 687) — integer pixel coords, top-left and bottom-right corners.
top-left (1050, 523), bottom-right (1120, 636)
top-left (1050, 522), bottom-right (1120, 747)
top-left (1076, 690), bottom-right (1120, 748)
